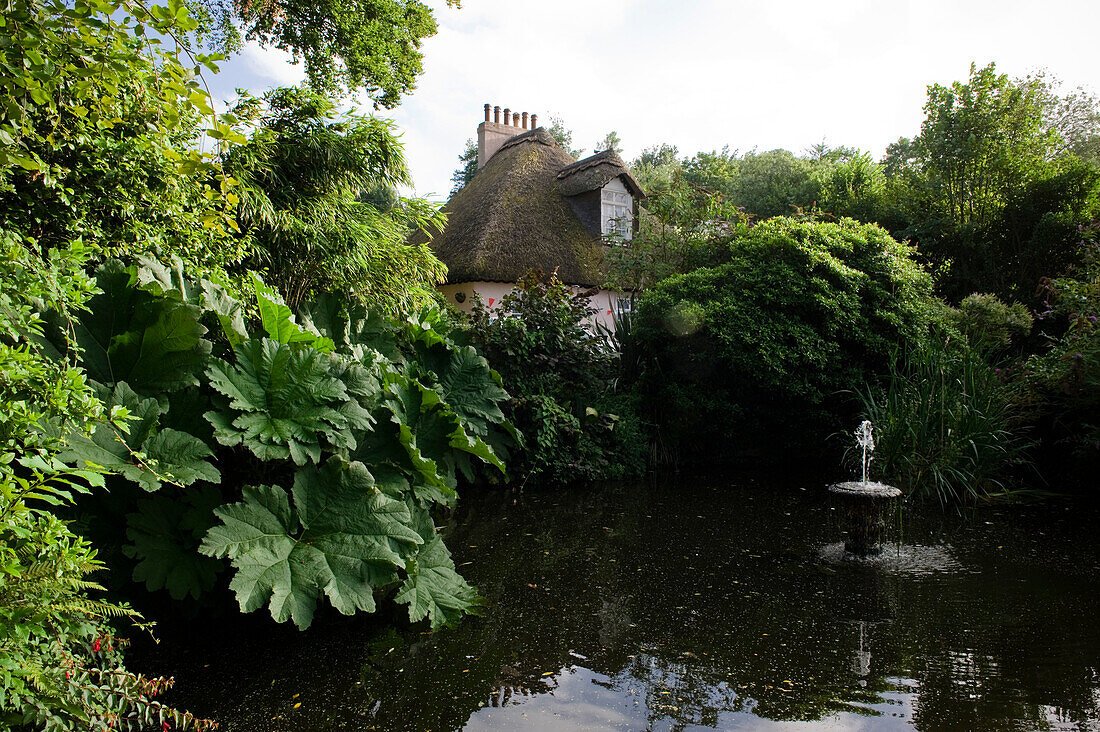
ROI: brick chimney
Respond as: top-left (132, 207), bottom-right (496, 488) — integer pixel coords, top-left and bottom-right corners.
top-left (477, 102), bottom-right (537, 169)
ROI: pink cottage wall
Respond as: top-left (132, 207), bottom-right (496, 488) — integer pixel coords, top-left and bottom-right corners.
top-left (438, 282), bottom-right (625, 331)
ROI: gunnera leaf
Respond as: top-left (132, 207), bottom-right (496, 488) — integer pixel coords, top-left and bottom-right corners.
top-left (73, 259), bottom-right (213, 395)
top-left (419, 344), bottom-right (509, 437)
top-left (297, 293), bottom-right (403, 362)
top-left (395, 505), bottom-right (484, 629)
top-left (205, 338), bottom-right (375, 464)
top-left (252, 272), bottom-right (334, 352)
top-left (131, 254), bottom-right (249, 349)
top-left (123, 485), bottom-right (225, 600)
top-left (60, 382), bottom-right (219, 491)
top-left (199, 458), bottom-right (424, 629)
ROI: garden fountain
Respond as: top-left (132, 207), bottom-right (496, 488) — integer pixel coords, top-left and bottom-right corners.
top-left (829, 421), bottom-right (902, 557)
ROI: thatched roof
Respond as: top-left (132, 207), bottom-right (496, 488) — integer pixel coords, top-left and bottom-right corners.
top-left (411, 128), bottom-right (638, 288)
top-left (557, 149), bottom-right (644, 198)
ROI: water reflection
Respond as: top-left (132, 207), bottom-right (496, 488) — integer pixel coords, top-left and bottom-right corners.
top-left (148, 476), bottom-right (1100, 731)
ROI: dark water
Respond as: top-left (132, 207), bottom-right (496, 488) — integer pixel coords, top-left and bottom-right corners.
top-left (144, 475), bottom-right (1100, 731)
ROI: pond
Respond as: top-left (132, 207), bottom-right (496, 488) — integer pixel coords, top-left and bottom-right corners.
top-left (141, 474), bottom-right (1100, 731)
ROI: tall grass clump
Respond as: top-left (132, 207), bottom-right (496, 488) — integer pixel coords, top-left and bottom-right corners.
top-left (858, 347), bottom-right (1032, 505)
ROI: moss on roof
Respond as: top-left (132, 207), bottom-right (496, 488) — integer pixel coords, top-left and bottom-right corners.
top-left (410, 127), bottom-right (609, 287)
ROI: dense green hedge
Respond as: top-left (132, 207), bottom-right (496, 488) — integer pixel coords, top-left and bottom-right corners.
top-left (633, 217), bottom-right (936, 460)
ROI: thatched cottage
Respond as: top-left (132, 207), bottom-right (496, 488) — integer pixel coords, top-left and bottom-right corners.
top-left (413, 104), bottom-right (643, 329)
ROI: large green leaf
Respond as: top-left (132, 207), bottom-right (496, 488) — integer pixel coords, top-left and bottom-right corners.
top-left (395, 505), bottom-right (484, 629)
top-left (60, 382), bottom-right (219, 491)
top-left (384, 375), bottom-right (506, 483)
top-left (123, 485), bottom-right (225, 600)
top-left (132, 255), bottom-right (249, 349)
top-left (205, 338), bottom-right (374, 464)
top-left (428, 345), bottom-right (509, 437)
top-left (297, 293), bottom-right (403, 362)
top-left (199, 459), bottom-right (424, 629)
top-left (73, 260), bottom-right (212, 395)
top-left (252, 272), bottom-right (333, 351)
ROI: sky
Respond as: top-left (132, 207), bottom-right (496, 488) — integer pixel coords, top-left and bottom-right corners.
top-left (208, 0), bottom-right (1100, 201)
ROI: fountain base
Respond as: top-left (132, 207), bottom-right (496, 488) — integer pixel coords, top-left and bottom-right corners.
top-left (829, 481), bottom-right (902, 557)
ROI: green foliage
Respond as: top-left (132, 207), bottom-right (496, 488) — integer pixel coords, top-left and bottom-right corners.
top-left (53, 257), bottom-right (510, 631)
top-left (206, 337), bottom-right (374, 464)
top-left (728, 149), bottom-right (821, 219)
top-left (71, 260), bottom-right (213, 396)
top-left (226, 87), bottom-right (447, 312)
top-left (465, 272), bottom-right (646, 483)
top-left (948, 293), bottom-right (1033, 356)
top-left (450, 138), bottom-right (478, 196)
top-left (0, 249), bottom-right (213, 727)
top-left (633, 217), bottom-right (936, 459)
top-left (200, 462), bottom-right (423, 629)
top-left (607, 170), bottom-right (750, 290)
top-left (61, 382), bottom-right (219, 492)
top-left (123, 486), bottom-right (224, 601)
top-left (0, 0), bottom-right (231, 716)
top-left (595, 130), bottom-right (623, 155)
top-left (858, 347), bottom-right (1032, 504)
top-left (883, 63), bottom-right (1100, 302)
top-left (814, 150), bottom-right (888, 223)
top-left (1025, 224), bottom-right (1100, 466)
top-left (546, 116), bottom-right (583, 159)
top-left (0, 0), bottom-right (245, 274)
top-left (192, 0), bottom-right (452, 105)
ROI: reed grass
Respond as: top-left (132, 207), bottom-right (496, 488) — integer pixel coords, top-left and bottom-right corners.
top-left (857, 347), bottom-right (1033, 505)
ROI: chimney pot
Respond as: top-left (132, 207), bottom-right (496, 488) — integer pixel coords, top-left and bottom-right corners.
top-left (483, 103), bottom-right (490, 122)
top-left (493, 105), bottom-right (500, 124)
top-left (531, 114), bottom-right (538, 128)
top-left (512, 112), bottom-right (519, 126)
top-left (503, 108), bottom-right (510, 125)
top-left (522, 112), bottom-right (528, 129)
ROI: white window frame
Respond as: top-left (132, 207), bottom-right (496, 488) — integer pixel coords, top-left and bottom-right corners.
top-left (601, 179), bottom-right (633, 242)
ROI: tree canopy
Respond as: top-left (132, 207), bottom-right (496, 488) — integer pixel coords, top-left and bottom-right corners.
top-left (226, 87), bottom-right (447, 311)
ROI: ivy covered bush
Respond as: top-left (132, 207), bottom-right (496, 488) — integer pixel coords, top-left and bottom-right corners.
top-left (51, 257), bottom-right (512, 630)
top-left (633, 217), bottom-right (936, 461)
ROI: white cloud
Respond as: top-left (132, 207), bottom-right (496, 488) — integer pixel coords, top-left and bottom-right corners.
top-left (240, 42), bottom-right (307, 87)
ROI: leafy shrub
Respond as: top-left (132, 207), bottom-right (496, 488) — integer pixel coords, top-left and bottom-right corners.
top-left (0, 238), bottom-right (213, 728)
top-left (1025, 223), bottom-right (1100, 468)
top-left (465, 271), bottom-right (646, 484)
top-left (857, 347), bottom-right (1032, 504)
top-left (948, 293), bottom-right (1033, 356)
top-left (633, 217), bottom-right (936, 460)
top-left (53, 256), bottom-right (513, 631)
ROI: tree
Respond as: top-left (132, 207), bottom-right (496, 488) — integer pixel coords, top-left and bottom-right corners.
top-left (631, 143), bottom-right (681, 195)
top-left (633, 218), bottom-right (935, 460)
top-left (450, 138), bottom-right (478, 195)
top-left (683, 147), bottom-right (739, 200)
top-left (730, 149), bottom-right (821, 218)
top-left (191, 0), bottom-right (459, 105)
top-left (546, 115), bottom-right (583, 158)
top-left (595, 130), bottom-right (623, 155)
top-left (882, 62), bottom-right (1100, 302)
top-left (917, 62), bottom-right (1057, 228)
top-left (0, 0), bottom-right (244, 275)
top-left (226, 87), bottom-right (447, 311)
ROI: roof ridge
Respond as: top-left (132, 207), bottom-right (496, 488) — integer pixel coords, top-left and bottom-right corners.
top-left (557, 149), bottom-right (624, 178)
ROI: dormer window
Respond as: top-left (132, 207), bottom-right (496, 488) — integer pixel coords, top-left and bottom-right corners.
top-left (601, 178), bottom-right (633, 241)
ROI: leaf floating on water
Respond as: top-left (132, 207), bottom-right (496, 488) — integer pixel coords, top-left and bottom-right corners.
top-left (541, 672), bottom-right (554, 677)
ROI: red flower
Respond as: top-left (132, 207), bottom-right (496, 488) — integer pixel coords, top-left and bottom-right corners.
top-left (163, 722), bottom-right (171, 731)
top-left (92, 638), bottom-right (101, 652)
